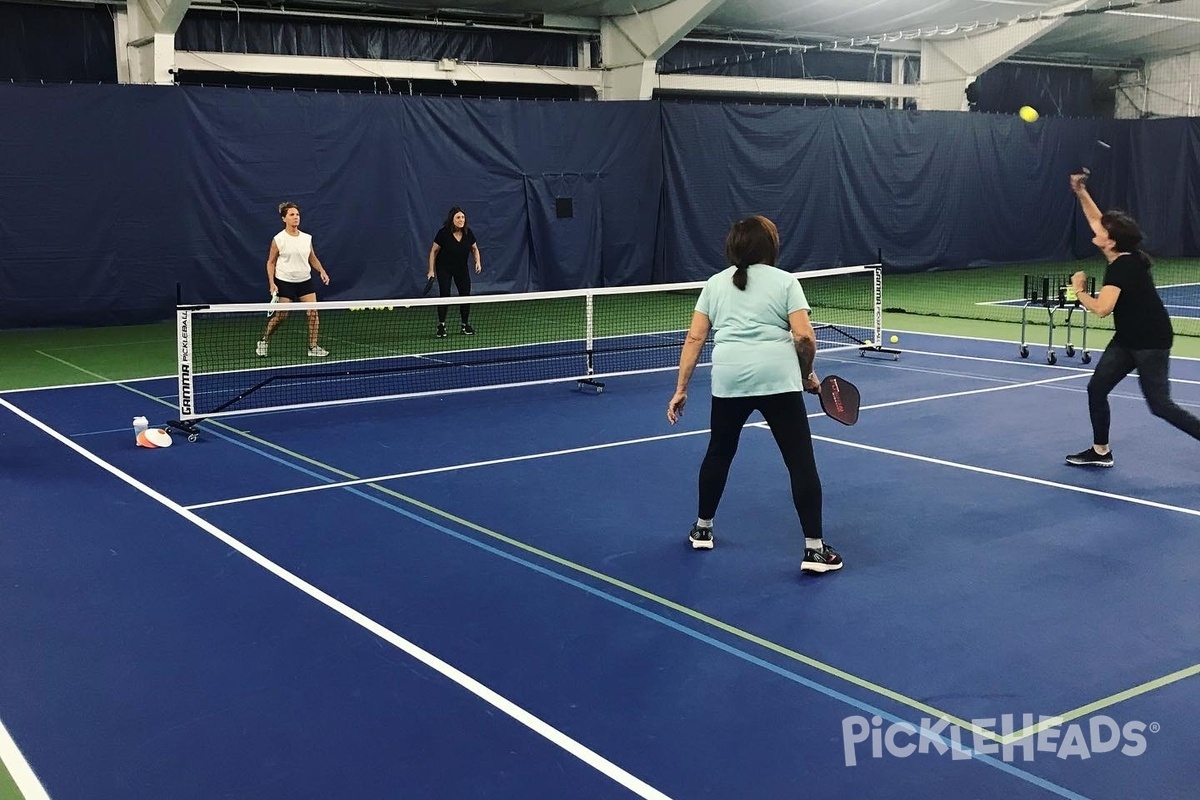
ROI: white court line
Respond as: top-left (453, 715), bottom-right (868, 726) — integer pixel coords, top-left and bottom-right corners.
top-left (0, 398), bottom-right (672, 800)
top-left (187, 429), bottom-right (713, 509)
top-left (191, 372), bottom-right (1087, 510)
top-left (890, 331), bottom-right (1200, 363)
top-left (0, 714), bottom-right (51, 800)
top-left (191, 368), bottom-right (1196, 521)
top-left (894, 346), bottom-right (1200, 386)
top-left (856, 372), bottom-right (1086, 411)
top-left (897, 347), bottom-right (1094, 371)
top-left (806, 434), bottom-right (1200, 518)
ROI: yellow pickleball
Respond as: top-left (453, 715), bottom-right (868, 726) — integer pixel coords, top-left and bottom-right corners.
top-left (1019, 106), bottom-right (1039, 123)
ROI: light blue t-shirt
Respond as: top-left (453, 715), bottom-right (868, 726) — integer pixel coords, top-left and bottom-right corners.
top-left (694, 264), bottom-right (810, 398)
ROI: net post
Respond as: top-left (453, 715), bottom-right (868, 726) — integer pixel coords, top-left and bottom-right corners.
top-left (872, 265), bottom-right (883, 345)
top-left (859, 263), bottom-right (899, 360)
top-left (577, 290), bottom-right (605, 393)
top-left (176, 305), bottom-right (196, 422)
top-left (585, 292), bottom-right (595, 373)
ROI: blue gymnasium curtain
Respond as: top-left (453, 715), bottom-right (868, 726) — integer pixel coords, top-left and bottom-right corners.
top-left (1, 82), bottom-right (1198, 328)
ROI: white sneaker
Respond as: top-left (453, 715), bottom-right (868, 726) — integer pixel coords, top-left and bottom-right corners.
top-left (255, 339), bottom-right (268, 357)
top-left (308, 345), bottom-right (329, 357)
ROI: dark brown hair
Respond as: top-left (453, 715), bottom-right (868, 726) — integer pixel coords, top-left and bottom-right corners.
top-left (1101, 210), bottom-right (1149, 260)
top-left (278, 202), bottom-right (300, 218)
top-left (724, 215), bottom-right (780, 290)
top-left (443, 206), bottom-right (469, 235)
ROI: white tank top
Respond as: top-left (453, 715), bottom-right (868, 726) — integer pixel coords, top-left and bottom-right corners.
top-left (273, 230), bottom-right (313, 283)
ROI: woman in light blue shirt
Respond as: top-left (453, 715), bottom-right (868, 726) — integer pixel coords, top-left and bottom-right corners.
top-left (667, 216), bottom-right (840, 574)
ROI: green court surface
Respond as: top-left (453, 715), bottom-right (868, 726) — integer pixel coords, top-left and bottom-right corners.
top-left (884, 257), bottom-right (1200, 339)
top-left (0, 322), bottom-right (177, 390)
top-left (0, 761), bottom-right (21, 800)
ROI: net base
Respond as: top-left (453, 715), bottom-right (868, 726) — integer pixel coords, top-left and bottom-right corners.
top-left (859, 343), bottom-right (900, 361)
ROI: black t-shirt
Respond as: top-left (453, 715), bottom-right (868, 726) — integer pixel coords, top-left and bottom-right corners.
top-left (1103, 253), bottom-right (1173, 348)
top-left (433, 227), bottom-right (477, 271)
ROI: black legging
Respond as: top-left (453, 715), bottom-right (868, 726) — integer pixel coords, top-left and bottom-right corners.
top-left (698, 392), bottom-right (823, 538)
top-left (436, 265), bottom-right (471, 324)
top-left (1088, 343), bottom-right (1200, 445)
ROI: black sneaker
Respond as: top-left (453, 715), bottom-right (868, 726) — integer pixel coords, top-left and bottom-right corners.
top-left (802, 543), bottom-right (843, 573)
top-left (435, 323), bottom-right (447, 339)
top-left (688, 525), bottom-right (714, 550)
top-left (461, 323), bottom-right (476, 335)
top-left (1065, 447), bottom-right (1113, 468)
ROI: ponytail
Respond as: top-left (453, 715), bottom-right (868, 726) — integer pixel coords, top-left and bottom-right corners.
top-left (732, 263), bottom-right (749, 290)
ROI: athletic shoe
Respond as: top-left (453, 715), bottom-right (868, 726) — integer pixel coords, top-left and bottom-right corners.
top-left (802, 543), bottom-right (843, 573)
top-left (436, 323), bottom-right (447, 338)
top-left (255, 339), bottom-right (268, 357)
top-left (461, 323), bottom-right (476, 335)
top-left (307, 345), bottom-right (329, 358)
top-left (1065, 447), bottom-right (1113, 467)
top-left (688, 524), bottom-right (714, 550)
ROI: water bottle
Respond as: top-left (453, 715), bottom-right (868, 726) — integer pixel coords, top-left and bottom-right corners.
top-left (133, 416), bottom-right (149, 440)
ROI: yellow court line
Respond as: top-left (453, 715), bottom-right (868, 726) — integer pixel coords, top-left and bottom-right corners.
top-left (1003, 663), bottom-right (1200, 744)
top-left (33, 353), bottom-right (1200, 746)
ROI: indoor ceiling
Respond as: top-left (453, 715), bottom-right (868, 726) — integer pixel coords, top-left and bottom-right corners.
top-left (209, 0), bottom-right (1200, 65)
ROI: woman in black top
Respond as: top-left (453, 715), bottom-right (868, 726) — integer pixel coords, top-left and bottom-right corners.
top-left (427, 206), bottom-right (482, 338)
top-left (1066, 172), bottom-right (1200, 466)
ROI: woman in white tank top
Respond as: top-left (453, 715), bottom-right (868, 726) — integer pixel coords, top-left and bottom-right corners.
top-left (256, 202), bottom-right (331, 358)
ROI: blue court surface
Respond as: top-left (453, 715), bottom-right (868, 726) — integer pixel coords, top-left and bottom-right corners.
top-left (2, 331), bottom-right (1199, 799)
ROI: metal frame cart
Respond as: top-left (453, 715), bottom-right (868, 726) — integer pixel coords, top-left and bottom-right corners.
top-left (1019, 274), bottom-right (1095, 365)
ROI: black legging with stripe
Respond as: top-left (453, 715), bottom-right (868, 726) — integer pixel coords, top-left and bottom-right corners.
top-left (699, 392), bottom-right (822, 538)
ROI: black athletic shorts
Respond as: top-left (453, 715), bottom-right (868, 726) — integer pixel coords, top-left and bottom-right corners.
top-left (275, 278), bottom-right (315, 300)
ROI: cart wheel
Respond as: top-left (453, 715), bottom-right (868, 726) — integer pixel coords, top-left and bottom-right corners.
top-left (188, 433), bottom-right (199, 443)
top-left (1047, 351), bottom-right (1057, 365)
top-left (1066, 345), bottom-right (1075, 357)
top-left (1019, 346), bottom-right (1029, 359)
top-left (1081, 353), bottom-right (1092, 365)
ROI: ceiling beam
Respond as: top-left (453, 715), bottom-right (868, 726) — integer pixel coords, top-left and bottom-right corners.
top-left (173, 51), bottom-right (603, 87)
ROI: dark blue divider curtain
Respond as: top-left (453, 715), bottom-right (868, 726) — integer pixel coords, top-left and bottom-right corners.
top-left (515, 101), bottom-right (663, 289)
top-left (658, 103), bottom-right (1200, 280)
top-left (0, 84), bottom-right (1198, 328)
top-left (0, 85), bottom-right (662, 327)
top-left (524, 175), bottom-right (603, 289)
top-left (659, 42), bottom-right (889, 82)
top-left (0, 86), bottom-right (187, 326)
top-left (969, 63), bottom-right (1097, 117)
top-left (0, 2), bottom-right (117, 82)
top-left (1121, 118), bottom-right (1200, 258)
top-left (176, 12), bottom-right (578, 66)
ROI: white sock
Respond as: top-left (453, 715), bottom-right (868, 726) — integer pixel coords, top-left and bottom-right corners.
top-left (805, 538), bottom-right (823, 550)
top-left (696, 518), bottom-right (714, 529)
